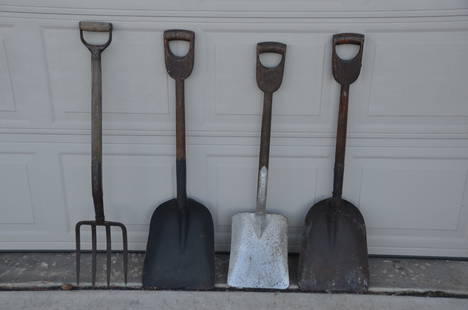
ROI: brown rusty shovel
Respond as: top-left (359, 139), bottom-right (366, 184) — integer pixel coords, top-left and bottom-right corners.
top-left (298, 33), bottom-right (368, 292)
top-left (76, 21), bottom-right (128, 287)
top-left (143, 30), bottom-right (215, 289)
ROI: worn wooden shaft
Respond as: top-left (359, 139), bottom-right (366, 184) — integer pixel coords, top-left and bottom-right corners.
top-left (259, 92), bottom-right (273, 170)
top-left (256, 91), bottom-right (273, 215)
top-left (332, 84), bottom-right (350, 203)
top-left (91, 52), bottom-right (105, 223)
top-left (175, 79), bottom-right (187, 211)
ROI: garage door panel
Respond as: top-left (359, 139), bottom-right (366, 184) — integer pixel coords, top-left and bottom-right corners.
top-left (0, 154), bottom-right (35, 224)
top-left (42, 23), bottom-right (171, 130)
top-left (0, 145), bottom-right (70, 244)
top-left (368, 33), bottom-right (468, 117)
top-left (344, 147), bottom-right (468, 255)
top-left (359, 167), bottom-right (465, 231)
top-left (60, 152), bottom-right (175, 230)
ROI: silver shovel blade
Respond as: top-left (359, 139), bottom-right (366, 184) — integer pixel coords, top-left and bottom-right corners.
top-left (227, 212), bottom-right (289, 289)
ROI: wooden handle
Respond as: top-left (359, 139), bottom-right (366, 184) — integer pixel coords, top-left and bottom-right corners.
top-left (332, 33), bottom-right (364, 86)
top-left (80, 25), bottom-right (112, 223)
top-left (164, 29), bottom-right (195, 80)
top-left (79, 21), bottom-right (112, 53)
top-left (256, 41), bottom-right (286, 93)
top-left (330, 33), bottom-right (365, 205)
top-left (163, 30), bottom-right (196, 212)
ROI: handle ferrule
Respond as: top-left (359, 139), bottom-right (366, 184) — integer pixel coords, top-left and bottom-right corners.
top-left (254, 167), bottom-right (268, 238)
top-left (256, 166), bottom-right (268, 216)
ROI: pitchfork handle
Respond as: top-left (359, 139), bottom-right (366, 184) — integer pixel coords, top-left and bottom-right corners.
top-left (91, 53), bottom-right (105, 223)
top-left (80, 21), bottom-right (112, 223)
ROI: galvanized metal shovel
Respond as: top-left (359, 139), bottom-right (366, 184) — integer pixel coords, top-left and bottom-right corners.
top-left (227, 42), bottom-right (289, 289)
top-left (142, 30), bottom-right (215, 289)
top-left (298, 33), bottom-right (368, 292)
top-left (76, 21), bottom-right (128, 287)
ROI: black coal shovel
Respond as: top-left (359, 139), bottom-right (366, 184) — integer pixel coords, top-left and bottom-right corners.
top-left (298, 33), bottom-right (369, 292)
top-left (142, 30), bottom-right (215, 289)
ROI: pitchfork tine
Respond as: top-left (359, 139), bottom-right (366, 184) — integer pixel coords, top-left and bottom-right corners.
top-left (106, 224), bottom-right (111, 287)
top-left (91, 224), bottom-right (97, 287)
top-left (75, 223), bottom-right (82, 286)
top-left (119, 223), bottom-right (128, 285)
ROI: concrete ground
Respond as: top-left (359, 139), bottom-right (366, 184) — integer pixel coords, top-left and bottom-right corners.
top-left (1, 252), bottom-right (468, 309)
top-left (2, 290), bottom-right (468, 310)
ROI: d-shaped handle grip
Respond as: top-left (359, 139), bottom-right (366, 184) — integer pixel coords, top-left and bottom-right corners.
top-left (256, 41), bottom-right (286, 93)
top-left (164, 29), bottom-right (195, 80)
top-left (332, 33), bottom-right (364, 86)
top-left (79, 21), bottom-right (112, 53)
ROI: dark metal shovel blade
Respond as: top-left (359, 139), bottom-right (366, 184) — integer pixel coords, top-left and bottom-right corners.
top-left (298, 198), bottom-right (369, 292)
top-left (142, 198), bottom-right (215, 289)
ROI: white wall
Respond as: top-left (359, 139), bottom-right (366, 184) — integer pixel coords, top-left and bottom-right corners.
top-left (0, 0), bottom-right (468, 256)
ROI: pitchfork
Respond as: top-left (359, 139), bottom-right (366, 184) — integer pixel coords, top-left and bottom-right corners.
top-left (75, 21), bottom-right (128, 287)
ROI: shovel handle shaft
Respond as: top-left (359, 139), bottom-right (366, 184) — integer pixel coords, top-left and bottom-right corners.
top-left (259, 92), bottom-right (273, 170)
top-left (176, 80), bottom-right (186, 161)
top-left (332, 84), bottom-right (349, 201)
top-left (175, 79), bottom-right (187, 210)
top-left (256, 92), bottom-right (272, 216)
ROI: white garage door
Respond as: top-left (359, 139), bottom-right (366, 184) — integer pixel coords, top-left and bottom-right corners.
top-left (0, 0), bottom-right (468, 257)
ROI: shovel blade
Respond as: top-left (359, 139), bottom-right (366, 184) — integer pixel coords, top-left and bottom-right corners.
top-left (142, 198), bottom-right (215, 289)
top-left (298, 198), bottom-right (369, 292)
top-left (228, 212), bottom-right (289, 289)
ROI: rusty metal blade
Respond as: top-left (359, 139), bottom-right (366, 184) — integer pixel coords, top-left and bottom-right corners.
top-left (298, 198), bottom-right (369, 292)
